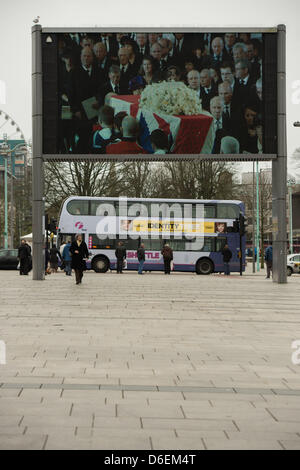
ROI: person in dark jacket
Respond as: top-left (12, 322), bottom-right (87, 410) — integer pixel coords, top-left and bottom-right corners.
top-left (45, 245), bottom-right (50, 275)
top-left (49, 244), bottom-right (62, 274)
top-left (62, 240), bottom-right (72, 276)
top-left (115, 241), bottom-right (126, 274)
top-left (137, 243), bottom-right (145, 275)
top-left (69, 234), bottom-right (89, 284)
top-left (221, 244), bottom-right (232, 275)
top-left (161, 243), bottom-right (173, 274)
top-left (18, 239), bottom-right (31, 275)
top-left (264, 243), bottom-right (273, 279)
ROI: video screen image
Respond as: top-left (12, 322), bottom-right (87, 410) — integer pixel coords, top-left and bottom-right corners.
top-left (56, 32), bottom-right (264, 155)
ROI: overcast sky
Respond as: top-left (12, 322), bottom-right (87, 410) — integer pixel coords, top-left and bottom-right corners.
top-left (0, 0), bottom-right (299, 175)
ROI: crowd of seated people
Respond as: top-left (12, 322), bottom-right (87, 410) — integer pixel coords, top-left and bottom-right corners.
top-left (58, 32), bottom-right (263, 154)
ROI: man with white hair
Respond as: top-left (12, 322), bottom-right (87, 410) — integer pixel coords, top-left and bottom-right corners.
top-left (93, 42), bottom-right (112, 82)
top-left (235, 59), bottom-right (255, 106)
top-left (218, 81), bottom-right (241, 136)
top-left (118, 47), bottom-right (135, 94)
top-left (232, 42), bottom-right (248, 64)
top-left (210, 96), bottom-right (226, 153)
top-left (187, 69), bottom-right (201, 98)
top-left (199, 68), bottom-right (218, 111)
top-left (106, 116), bottom-right (148, 154)
top-left (158, 37), bottom-right (176, 70)
top-left (220, 136), bottom-right (240, 154)
top-left (209, 37), bottom-right (228, 70)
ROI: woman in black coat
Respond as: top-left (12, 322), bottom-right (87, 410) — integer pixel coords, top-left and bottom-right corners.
top-left (69, 234), bottom-right (89, 284)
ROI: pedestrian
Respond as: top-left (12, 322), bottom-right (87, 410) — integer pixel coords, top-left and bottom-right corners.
top-left (18, 239), bottom-right (31, 275)
top-left (45, 244), bottom-right (50, 275)
top-left (137, 243), bottom-right (146, 275)
top-left (115, 241), bottom-right (126, 273)
top-left (69, 234), bottom-right (89, 285)
top-left (221, 244), bottom-right (232, 275)
top-left (49, 244), bottom-right (62, 274)
top-left (161, 243), bottom-right (173, 274)
top-left (264, 243), bottom-right (273, 279)
top-left (62, 239), bottom-right (72, 276)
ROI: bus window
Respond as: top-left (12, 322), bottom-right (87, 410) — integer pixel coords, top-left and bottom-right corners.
top-left (90, 200), bottom-right (116, 216)
top-left (121, 237), bottom-right (139, 251)
top-left (204, 205), bottom-right (216, 218)
top-left (90, 234), bottom-right (116, 249)
top-left (128, 202), bottom-right (148, 217)
top-left (185, 237), bottom-right (215, 252)
top-left (192, 204), bottom-right (216, 218)
top-left (150, 239), bottom-right (163, 251)
top-left (67, 200), bottom-right (89, 215)
top-left (217, 204), bottom-right (239, 219)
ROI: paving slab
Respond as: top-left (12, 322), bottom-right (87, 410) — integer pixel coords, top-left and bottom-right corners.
top-left (1, 268), bottom-right (300, 449)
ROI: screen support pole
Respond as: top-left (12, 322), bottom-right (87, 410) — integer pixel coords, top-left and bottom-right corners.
top-left (272, 24), bottom-right (287, 283)
top-left (32, 24), bottom-right (45, 280)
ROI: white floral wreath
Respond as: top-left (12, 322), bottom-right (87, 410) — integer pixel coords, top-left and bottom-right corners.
top-left (139, 81), bottom-right (203, 116)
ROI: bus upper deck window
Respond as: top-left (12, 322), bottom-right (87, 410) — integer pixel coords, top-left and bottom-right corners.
top-left (67, 200), bottom-right (89, 215)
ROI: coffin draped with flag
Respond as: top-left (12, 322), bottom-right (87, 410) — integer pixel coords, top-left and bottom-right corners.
top-left (109, 95), bottom-right (214, 154)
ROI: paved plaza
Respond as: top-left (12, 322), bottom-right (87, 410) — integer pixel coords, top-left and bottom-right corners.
top-left (0, 266), bottom-right (300, 450)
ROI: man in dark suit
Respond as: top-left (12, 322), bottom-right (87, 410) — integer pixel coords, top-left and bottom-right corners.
top-left (234, 59), bottom-right (256, 107)
top-left (246, 41), bottom-right (261, 82)
top-left (223, 33), bottom-right (237, 62)
top-left (118, 47), bottom-right (136, 94)
top-left (150, 42), bottom-right (163, 72)
top-left (98, 65), bottom-right (121, 105)
top-left (136, 33), bottom-right (150, 61)
top-left (208, 37), bottom-right (231, 71)
top-left (218, 81), bottom-right (241, 138)
top-left (96, 34), bottom-right (117, 60)
top-left (158, 38), bottom-right (177, 71)
top-left (93, 42), bottom-right (112, 83)
top-left (173, 33), bottom-right (192, 57)
top-left (69, 47), bottom-right (100, 152)
top-left (199, 68), bottom-right (218, 111)
top-left (210, 96), bottom-right (227, 154)
top-left (69, 47), bottom-right (99, 116)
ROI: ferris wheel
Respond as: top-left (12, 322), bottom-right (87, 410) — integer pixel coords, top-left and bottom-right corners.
top-left (0, 109), bottom-right (26, 142)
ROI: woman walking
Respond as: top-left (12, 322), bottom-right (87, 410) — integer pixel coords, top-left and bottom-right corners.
top-left (69, 234), bottom-right (89, 285)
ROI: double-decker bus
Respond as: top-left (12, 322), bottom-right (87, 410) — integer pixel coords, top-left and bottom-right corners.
top-left (57, 196), bottom-right (246, 274)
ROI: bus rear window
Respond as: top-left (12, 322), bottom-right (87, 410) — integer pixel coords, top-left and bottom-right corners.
top-left (67, 200), bottom-right (89, 215)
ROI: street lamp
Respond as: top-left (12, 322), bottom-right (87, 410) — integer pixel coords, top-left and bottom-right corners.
top-left (287, 178), bottom-right (296, 254)
top-left (0, 137), bottom-right (10, 249)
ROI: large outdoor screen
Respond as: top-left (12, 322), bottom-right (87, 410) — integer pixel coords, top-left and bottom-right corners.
top-left (42, 30), bottom-right (277, 158)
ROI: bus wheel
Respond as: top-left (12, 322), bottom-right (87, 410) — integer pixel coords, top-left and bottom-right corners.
top-left (92, 256), bottom-right (109, 273)
top-left (196, 258), bottom-right (214, 275)
top-left (287, 266), bottom-right (293, 277)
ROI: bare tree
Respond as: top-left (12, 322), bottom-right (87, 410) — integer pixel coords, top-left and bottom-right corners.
top-left (44, 161), bottom-right (123, 213)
